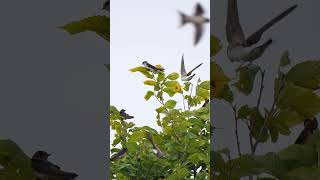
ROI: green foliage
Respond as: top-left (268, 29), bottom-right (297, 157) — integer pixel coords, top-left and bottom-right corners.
top-left (211, 34), bottom-right (320, 179)
top-left (0, 139), bottom-right (34, 180)
top-left (60, 15), bottom-right (110, 41)
top-left (110, 67), bottom-right (210, 179)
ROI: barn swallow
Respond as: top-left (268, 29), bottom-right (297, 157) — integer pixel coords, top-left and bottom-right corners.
top-left (295, 117), bottom-right (318, 145)
top-left (142, 61), bottom-right (165, 73)
top-left (110, 148), bottom-right (128, 161)
top-left (31, 151), bottom-right (78, 180)
top-left (226, 0), bottom-right (297, 63)
top-left (102, 0), bottom-right (110, 11)
top-left (146, 132), bottom-right (165, 158)
top-left (119, 109), bottom-right (134, 120)
top-left (179, 3), bottom-right (209, 45)
top-left (180, 55), bottom-right (203, 81)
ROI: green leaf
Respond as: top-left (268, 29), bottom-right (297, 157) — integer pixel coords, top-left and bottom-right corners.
top-left (237, 105), bottom-right (252, 119)
top-left (144, 91), bottom-right (154, 100)
top-left (156, 106), bottom-right (166, 113)
top-left (277, 82), bottom-right (320, 117)
top-left (129, 66), bottom-right (154, 79)
top-left (60, 15), bottom-right (110, 41)
top-left (183, 82), bottom-right (191, 91)
top-left (164, 81), bottom-right (180, 88)
top-left (144, 80), bottom-right (157, 86)
top-left (280, 51), bottom-right (290, 67)
top-left (287, 167), bottom-right (320, 180)
top-left (163, 87), bottom-right (176, 97)
top-left (196, 86), bottom-right (210, 99)
top-left (211, 62), bottom-right (231, 101)
top-left (210, 35), bottom-right (222, 56)
top-left (0, 139), bottom-right (34, 180)
top-left (286, 60), bottom-right (320, 90)
top-left (234, 64), bottom-right (260, 95)
top-left (164, 100), bottom-right (177, 109)
top-left (157, 72), bottom-right (166, 82)
top-left (199, 81), bottom-right (210, 90)
top-left (166, 73), bottom-right (179, 80)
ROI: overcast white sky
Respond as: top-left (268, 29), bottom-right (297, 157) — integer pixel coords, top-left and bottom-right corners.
top-left (110, 0), bottom-right (210, 141)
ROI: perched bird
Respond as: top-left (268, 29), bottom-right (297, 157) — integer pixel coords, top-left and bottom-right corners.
top-left (110, 148), bottom-right (128, 161)
top-left (180, 55), bottom-right (203, 81)
top-left (31, 151), bottom-right (78, 180)
top-left (142, 61), bottom-right (165, 73)
top-left (146, 132), bottom-right (165, 158)
top-left (119, 109), bottom-right (134, 120)
top-left (295, 117), bottom-right (318, 145)
top-left (102, 0), bottom-right (110, 11)
top-left (179, 3), bottom-right (209, 45)
top-left (226, 0), bottom-right (297, 63)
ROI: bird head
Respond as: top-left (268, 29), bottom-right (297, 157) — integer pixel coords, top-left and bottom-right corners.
top-left (32, 151), bottom-right (51, 160)
top-left (120, 109), bottom-right (125, 113)
top-left (304, 117), bottom-right (318, 130)
top-left (142, 61), bottom-right (148, 66)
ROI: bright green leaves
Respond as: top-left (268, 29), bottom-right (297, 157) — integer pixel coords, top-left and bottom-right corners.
top-left (144, 91), bottom-right (154, 100)
top-left (196, 85), bottom-right (210, 99)
top-left (0, 140), bottom-right (34, 180)
top-left (164, 100), bottom-right (177, 109)
top-left (285, 60), bottom-right (320, 90)
top-left (210, 62), bottom-right (233, 102)
top-left (60, 15), bottom-right (110, 41)
top-left (234, 64), bottom-right (260, 95)
top-left (166, 72), bottom-right (179, 80)
top-left (129, 66), bottom-right (153, 79)
top-left (210, 35), bottom-right (222, 57)
top-left (144, 80), bottom-right (157, 86)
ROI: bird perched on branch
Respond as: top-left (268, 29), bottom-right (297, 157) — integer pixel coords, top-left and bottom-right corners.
top-left (31, 151), bottom-right (78, 180)
top-left (226, 0), bottom-right (297, 63)
top-left (146, 132), bottom-right (165, 158)
top-left (142, 61), bottom-right (165, 73)
top-left (120, 109), bottom-right (134, 120)
top-left (295, 117), bottom-right (318, 145)
top-left (110, 148), bottom-right (128, 161)
top-left (179, 3), bottom-right (209, 45)
top-left (180, 55), bottom-right (203, 81)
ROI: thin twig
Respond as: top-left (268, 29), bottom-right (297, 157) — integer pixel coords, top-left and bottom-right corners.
top-left (231, 105), bottom-right (242, 156)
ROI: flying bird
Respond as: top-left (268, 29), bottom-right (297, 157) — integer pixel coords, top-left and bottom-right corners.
top-left (102, 0), bottom-right (110, 11)
top-left (142, 61), bottom-right (165, 73)
top-left (31, 151), bottom-right (78, 180)
top-left (179, 3), bottom-right (209, 45)
top-left (180, 55), bottom-right (203, 81)
top-left (120, 109), bottom-right (134, 120)
top-left (146, 132), bottom-right (165, 158)
top-left (110, 148), bottom-right (128, 161)
top-left (295, 117), bottom-right (318, 145)
top-left (226, 0), bottom-right (297, 63)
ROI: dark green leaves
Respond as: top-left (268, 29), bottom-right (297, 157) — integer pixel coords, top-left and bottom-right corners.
top-left (60, 15), bottom-right (110, 41)
top-left (234, 64), bottom-right (260, 95)
top-left (0, 140), bottom-right (34, 180)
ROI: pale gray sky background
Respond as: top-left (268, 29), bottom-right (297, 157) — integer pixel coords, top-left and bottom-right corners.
top-left (0, 1), bottom-right (107, 180)
top-left (111, 0), bottom-right (210, 141)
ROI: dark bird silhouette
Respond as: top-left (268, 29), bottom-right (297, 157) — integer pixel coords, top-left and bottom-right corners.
top-left (226, 0), bottom-right (297, 63)
top-left (179, 3), bottom-right (209, 45)
top-left (102, 0), bottom-right (110, 11)
top-left (142, 61), bottom-right (165, 73)
top-left (295, 117), bottom-right (318, 145)
top-left (31, 151), bottom-right (78, 180)
top-left (119, 109), bottom-right (134, 120)
top-left (110, 148), bottom-right (128, 161)
top-left (202, 99), bottom-right (209, 107)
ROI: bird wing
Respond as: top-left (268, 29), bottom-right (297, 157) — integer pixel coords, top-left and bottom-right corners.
top-left (180, 55), bottom-right (186, 75)
top-left (245, 4), bottom-right (297, 46)
top-left (226, 0), bottom-right (246, 44)
top-left (186, 63), bottom-right (203, 76)
top-left (194, 24), bottom-right (204, 45)
top-left (194, 3), bottom-right (204, 16)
